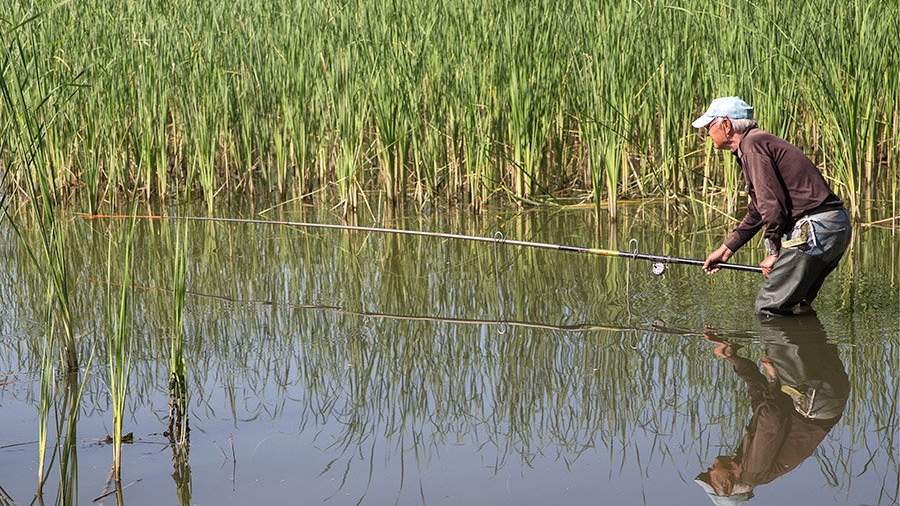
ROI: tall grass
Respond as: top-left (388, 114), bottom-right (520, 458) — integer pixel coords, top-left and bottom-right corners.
top-left (0, 0), bottom-right (896, 215)
top-left (1, 7), bottom-right (97, 505)
top-left (104, 215), bottom-right (137, 483)
top-left (1, 7), bottom-right (85, 372)
top-left (167, 220), bottom-right (190, 463)
top-left (35, 318), bottom-right (53, 496)
top-left (52, 352), bottom-right (94, 506)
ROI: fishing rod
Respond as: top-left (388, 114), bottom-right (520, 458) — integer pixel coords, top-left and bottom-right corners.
top-left (79, 214), bottom-right (763, 274)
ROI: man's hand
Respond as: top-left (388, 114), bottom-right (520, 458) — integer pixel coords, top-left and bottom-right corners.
top-left (703, 244), bottom-right (734, 274)
top-left (703, 327), bottom-right (738, 358)
top-left (759, 254), bottom-right (778, 278)
top-left (759, 356), bottom-right (778, 380)
top-left (712, 342), bottom-right (736, 359)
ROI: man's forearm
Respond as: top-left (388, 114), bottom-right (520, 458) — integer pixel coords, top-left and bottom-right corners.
top-left (725, 217), bottom-right (763, 252)
top-left (725, 197), bottom-right (764, 252)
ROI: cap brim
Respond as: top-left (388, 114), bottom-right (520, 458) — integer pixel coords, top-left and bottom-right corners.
top-left (694, 478), bottom-right (754, 505)
top-left (694, 478), bottom-right (716, 495)
top-left (692, 115), bottom-right (714, 129)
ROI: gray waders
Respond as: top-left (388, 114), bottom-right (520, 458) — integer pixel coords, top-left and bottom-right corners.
top-left (755, 208), bottom-right (851, 316)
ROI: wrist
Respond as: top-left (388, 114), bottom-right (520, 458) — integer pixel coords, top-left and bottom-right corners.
top-left (764, 239), bottom-right (779, 257)
top-left (721, 245), bottom-right (733, 260)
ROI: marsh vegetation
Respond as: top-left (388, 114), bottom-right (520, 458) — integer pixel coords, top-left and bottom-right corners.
top-left (1, 0), bottom-right (898, 216)
top-left (1, 1), bottom-right (899, 504)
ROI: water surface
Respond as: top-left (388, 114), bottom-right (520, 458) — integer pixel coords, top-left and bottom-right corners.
top-left (1, 204), bottom-right (898, 505)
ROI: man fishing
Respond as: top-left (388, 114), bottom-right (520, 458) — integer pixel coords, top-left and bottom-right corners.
top-left (695, 97), bottom-right (851, 315)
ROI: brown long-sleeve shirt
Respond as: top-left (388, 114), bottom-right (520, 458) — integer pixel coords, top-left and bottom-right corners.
top-left (725, 129), bottom-right (843, 253)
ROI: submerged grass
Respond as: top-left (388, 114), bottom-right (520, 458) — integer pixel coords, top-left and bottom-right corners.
top-left (168, 222), bottom-right (188, 432)
top-left (169, 253), bottom-right (192, 505)
top-left (0, 205), bottom-right (897, 502)
top-left (1, 5), bottom-right (85, 372)
top-left (1, 0), bottom-right (897, 215)
top-left (35, 319), bottom-right (53, 496)
top-left (52, 353), bottom-right (94, 506)
top-left (167, 217), bottom-right (191, 490)
top-left (1, 8), bottom-right (97, 505)
top-left (104, 214), bottom-right (137, 483)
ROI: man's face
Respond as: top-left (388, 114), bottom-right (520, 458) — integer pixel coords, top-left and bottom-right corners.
top-left (707, 455), bottom-right (741, 495)
top-left (706, 117), bottom-right (732, 150)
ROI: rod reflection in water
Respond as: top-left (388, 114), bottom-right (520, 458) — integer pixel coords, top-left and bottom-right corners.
top-left (696, 314), bottom-right (850, 503)
top-left (0, 206), bottom-right (895, 505)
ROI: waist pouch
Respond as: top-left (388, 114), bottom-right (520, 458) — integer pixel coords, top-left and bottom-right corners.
top-left (782, 209), bottom-right (850, 258)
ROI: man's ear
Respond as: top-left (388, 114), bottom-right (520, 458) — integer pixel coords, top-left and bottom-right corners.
top-left (722, 118), bottom-right (734, 136)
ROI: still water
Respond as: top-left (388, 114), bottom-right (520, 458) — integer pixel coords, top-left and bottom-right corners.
top-left (1, 204), bottom-right (898, 505)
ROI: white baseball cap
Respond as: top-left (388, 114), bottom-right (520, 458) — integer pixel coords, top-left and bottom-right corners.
top-left (692, 96), bottom-right (755, 128)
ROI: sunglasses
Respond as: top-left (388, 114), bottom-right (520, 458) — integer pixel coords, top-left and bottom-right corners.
top-left (707, 117), bottom-right (731, 130)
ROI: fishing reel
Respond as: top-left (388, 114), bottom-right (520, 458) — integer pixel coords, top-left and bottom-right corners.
top-left (630, 239), bottom-right (667, 276)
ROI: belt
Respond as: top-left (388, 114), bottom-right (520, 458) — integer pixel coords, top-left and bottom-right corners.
top-left (783, 206), bottom-right (847, 249)
top-left (799, 203), bottom-right (844, 220)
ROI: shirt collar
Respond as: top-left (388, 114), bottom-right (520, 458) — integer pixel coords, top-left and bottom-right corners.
top-left (733, 127), bottom-right (759, 158)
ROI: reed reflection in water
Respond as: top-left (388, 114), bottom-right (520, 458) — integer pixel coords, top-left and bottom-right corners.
top-left (0, 205), bottom-right (897, 505)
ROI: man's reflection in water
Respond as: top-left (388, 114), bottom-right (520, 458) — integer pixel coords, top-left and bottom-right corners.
top-left (695, 314), bottom-right (850, 504)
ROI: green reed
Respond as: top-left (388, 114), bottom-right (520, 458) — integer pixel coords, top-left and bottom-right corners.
top-left (104, 215), bottom-right (137, 482)
top-left (164, 218), bottom-right (193, 506)
top-left (167, 219), bottom-right (190, 448)
top-left (35, 318), bottom-right (54, 496)
top-left (53, 353), bottom-right (94, 506)
top-left (0, 0), bottom-right (896, 216)
top-left (1, 10), bottom-right (84, 372)
top-left (1, 10), bottom-right (96, 505)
